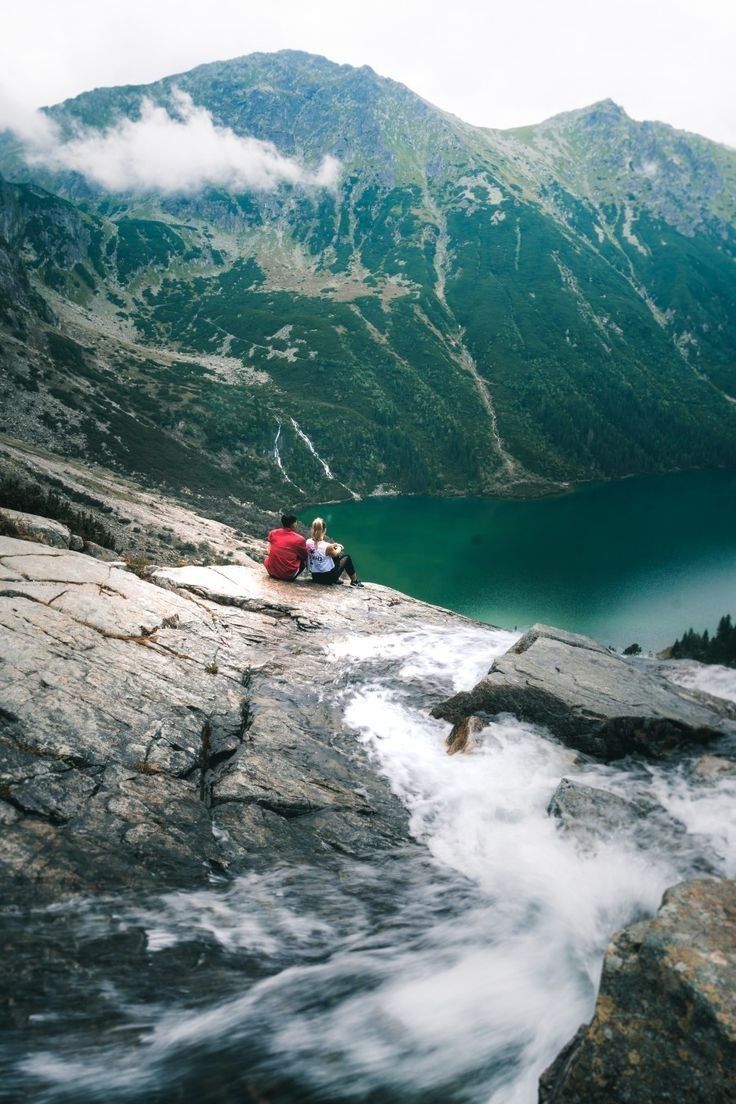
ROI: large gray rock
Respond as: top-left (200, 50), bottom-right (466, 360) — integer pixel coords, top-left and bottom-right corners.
top-left (539, 878), bottom-right (736, 1103)
top-left (0, 537), bottom-right (461, 905)
top-left (0, 507), bottom-right (70, 548)
top-left (433, 624), bottom-right (735, 761)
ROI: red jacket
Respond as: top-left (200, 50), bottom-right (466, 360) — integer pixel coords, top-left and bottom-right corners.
top-left (264, 527), bottom-right (307, 580)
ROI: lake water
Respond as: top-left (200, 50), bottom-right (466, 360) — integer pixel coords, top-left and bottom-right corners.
top-left (303, 469), bottom-right (736, 651)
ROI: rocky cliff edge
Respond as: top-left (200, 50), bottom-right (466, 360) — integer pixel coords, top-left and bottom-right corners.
top-left (0, 534), bottom-right (466, 905)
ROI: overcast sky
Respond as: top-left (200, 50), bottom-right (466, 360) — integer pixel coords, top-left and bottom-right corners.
top-left (1, 0), bottom-right (734, 148)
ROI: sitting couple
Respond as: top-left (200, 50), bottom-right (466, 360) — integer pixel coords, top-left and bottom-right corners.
top-left (264, 513), bottom-right (363, 587)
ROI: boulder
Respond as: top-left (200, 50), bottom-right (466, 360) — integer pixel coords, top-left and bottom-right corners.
top-left (69, 534), bottom-right (84, 551)
top-left (548, 777), bottom-right (639, 832)
top-left (446, 714), bottom-right (487, 755)
top-left (432, 625), bottom-right (736, 761)
top-left (546, 778), bottom-right (714, 870)
top-left (0, 507), bottom-right (70, 548)
top-left (82, 538), bottom-right (119, 561)
top-left (539, 878), bottom-right (736, 1103)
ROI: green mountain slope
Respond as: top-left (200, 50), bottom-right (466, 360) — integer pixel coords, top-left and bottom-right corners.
top-left (1, 51), bottom-right (735, 506)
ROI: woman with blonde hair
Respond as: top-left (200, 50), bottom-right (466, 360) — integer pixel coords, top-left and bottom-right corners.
top-left (306, 517), bottom-right (363, 587)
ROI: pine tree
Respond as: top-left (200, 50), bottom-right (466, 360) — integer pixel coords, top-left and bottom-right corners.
top-left (670, 614), bottom-right (736, 667)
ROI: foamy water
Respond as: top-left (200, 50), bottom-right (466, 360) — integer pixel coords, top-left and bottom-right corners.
top-left (329, 629), bottom-right (735, 1102)
top-left (660, 658), bottom-right (736, 703)
top-left (11, 628), bottom-right (736, 1103)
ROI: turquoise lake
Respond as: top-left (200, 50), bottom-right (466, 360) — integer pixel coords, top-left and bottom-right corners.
top-left (302, 469), bottom-right (736, 651)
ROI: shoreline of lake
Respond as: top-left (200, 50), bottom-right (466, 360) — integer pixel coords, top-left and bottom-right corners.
top-left (304, 464), bottom-right (736, 509)
top-left (300, 468), bottom-right (736, 652)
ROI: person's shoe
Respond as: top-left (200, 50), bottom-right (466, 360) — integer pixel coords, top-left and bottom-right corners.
top-left (350, 579), bottom-right (364, 588)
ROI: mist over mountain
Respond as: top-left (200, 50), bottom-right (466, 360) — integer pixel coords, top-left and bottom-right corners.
top-left (1, 50), bottom-right (735, 507)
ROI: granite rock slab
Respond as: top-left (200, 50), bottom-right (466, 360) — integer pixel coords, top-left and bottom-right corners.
top-left (433, 624), bottom-right (736, 760)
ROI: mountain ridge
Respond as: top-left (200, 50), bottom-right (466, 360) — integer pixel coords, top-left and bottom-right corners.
top-left (40, 60), bottom-right (736, 161)
top-left (1, 50), bottom-right (735, 509)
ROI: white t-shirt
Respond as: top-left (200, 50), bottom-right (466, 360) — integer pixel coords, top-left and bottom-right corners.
top-left (306, 538), bottom-right (334, 573)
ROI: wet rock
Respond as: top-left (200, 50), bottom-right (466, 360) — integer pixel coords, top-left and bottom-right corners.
top-left (208, 693), bottom-right (403, 856)
top-left (693, 754), bottom-right (736, 781)
top-left (7, 769), bottom-right (99, 823)
top-left (0, 799), bottom-right (19, 825)
top-left (539, 878), bottom-right (736, 1103)
top-left (0, 507), bottom-right (70, 548)
top-left (548, 778), bottom-right (644, 839)
top-left (446, 714), bottom-right (487, 755)
top-left (433, 624), bottom-right (735, 761)
top-left (546, 777), bottom-right (713, 870)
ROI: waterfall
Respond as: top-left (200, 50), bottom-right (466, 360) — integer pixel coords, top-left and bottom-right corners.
top-left (272, 421), bottom-right (305, 495)
top-left (290, 417), bottom-right (360, 499)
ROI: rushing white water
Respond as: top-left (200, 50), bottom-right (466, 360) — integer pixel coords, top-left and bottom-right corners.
top-left (661, 657), bottom-right (736, 703)
top-left (327, 627), bottom-right (736, 1103)
top-left (14, 627), bottom-right (736, 1104)
top-left (328, 624), bottom-right (519, 692)
top-left (273, 420), bottom-right (305, 494)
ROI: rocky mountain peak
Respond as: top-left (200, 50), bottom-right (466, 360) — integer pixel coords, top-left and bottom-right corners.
top-left (541, 97), bottom-right (630, 129)
top-left (0, 51), bottom-right (735, 510)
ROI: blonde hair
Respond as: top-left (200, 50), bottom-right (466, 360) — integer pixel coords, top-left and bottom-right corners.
top-left (311, 517), bottom-right (326, 540)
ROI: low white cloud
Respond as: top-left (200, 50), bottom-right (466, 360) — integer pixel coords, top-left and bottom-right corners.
top-left (0, 89), bottom-right (57, 147)
top-left (1, 88), bottom-right (340, 194)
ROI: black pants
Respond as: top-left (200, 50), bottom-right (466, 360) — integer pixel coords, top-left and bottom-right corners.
top-left (311, 554), bottom-right (355, 584)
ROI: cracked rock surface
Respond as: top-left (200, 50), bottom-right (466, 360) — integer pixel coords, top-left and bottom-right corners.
top-left (0, 535), bottom-right (460, 906)
top-left (433, 624), bottom-right (736, 761)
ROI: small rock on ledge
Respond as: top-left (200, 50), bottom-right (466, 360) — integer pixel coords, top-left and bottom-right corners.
top-left (82, 539), bottom-right (119, 561)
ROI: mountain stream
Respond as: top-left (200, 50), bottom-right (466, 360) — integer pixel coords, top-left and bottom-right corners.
top-left (5, 624), bottom-right (735, 1104)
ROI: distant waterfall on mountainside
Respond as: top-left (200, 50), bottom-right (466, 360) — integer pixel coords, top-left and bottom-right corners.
top-left (272, 421), bottom-right (304, 495)
top-left (289, 418), bottom-right (360, 499)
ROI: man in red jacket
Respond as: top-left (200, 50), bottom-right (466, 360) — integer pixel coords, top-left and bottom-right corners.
top-left (263, 513), bottom-right (308, 581)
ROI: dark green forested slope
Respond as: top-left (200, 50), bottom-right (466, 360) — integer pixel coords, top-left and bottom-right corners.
top-left (1, 52), bottom-right (735, 506)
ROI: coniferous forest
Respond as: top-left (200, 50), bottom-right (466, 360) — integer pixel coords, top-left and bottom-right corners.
top-left (670, 614), bottom-right (736, 666)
